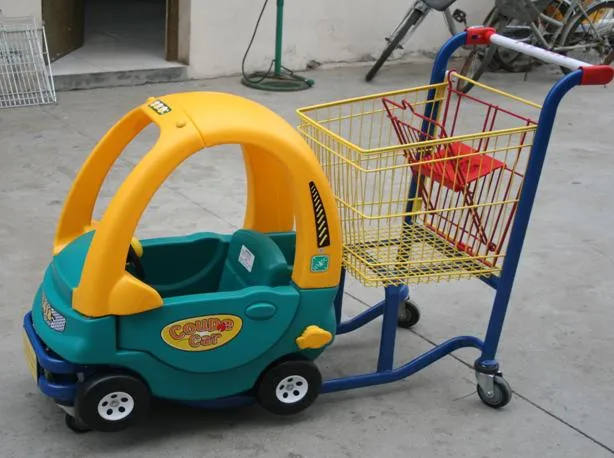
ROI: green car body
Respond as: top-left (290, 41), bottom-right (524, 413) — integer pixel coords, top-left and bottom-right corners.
top-left (30, 229), bottom-right (337, 402)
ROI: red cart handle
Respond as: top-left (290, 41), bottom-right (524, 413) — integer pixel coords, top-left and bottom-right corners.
top-left (466, 26), bottom-right (614, 86)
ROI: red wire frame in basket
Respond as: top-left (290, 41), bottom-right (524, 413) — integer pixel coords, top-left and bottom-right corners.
top-left (382, 74), bottom-right (537, 267)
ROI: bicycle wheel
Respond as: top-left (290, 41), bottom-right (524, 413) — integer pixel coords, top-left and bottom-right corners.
top-left (366, 9), bottom-right (424, 82)
top-left (455, 7), bottom-right (500, 93)
top-left (559, 1), bottom-right (614, 74)
top-left (494, 0), bottom-right (568, 73)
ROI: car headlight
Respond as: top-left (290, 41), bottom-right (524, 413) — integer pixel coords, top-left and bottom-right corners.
top-left (41, 292), bottom-right (66, 332)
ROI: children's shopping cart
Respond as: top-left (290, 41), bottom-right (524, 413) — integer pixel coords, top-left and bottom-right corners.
top-left (297, 27), bottom-right (613, 407)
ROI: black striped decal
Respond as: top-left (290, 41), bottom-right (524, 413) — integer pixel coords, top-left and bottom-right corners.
top-left (309, 181), bottom-right (330, 248)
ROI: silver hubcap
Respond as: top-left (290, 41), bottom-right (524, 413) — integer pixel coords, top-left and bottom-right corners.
top-left (97, 391), bottom-right (134, 421)
top-left (275, 375), bottom-right (308, 404)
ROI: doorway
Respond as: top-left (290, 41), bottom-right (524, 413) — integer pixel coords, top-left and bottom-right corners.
top-left (43, 0), bottom-right (182, 76)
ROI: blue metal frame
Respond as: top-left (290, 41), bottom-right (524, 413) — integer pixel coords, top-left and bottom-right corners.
top-left (476, 68), bottom-right (583, 369)
top-left (23, 32), bottom-right (586, 412)
top-left (323, 30), bottom-right (585, 390)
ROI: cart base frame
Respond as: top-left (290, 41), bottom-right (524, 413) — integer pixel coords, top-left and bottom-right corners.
top-left (185, 274), bottom-right (503, 409)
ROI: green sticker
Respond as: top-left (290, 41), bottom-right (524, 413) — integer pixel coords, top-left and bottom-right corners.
top-left (311, 255), bottom-right (329, 273)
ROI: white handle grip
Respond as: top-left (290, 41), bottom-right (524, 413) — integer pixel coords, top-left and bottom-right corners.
top-left (465, 26), bottom-right (614, 85)
top-left (489, 33), bottom-right (588, 70)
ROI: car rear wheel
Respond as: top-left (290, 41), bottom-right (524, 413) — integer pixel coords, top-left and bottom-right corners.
top-left (256, 360), bottom-right (322, 415)
top-left (74, 373), bottom-right (151, 432)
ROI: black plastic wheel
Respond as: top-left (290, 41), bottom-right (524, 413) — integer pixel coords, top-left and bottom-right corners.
top-left (256, 360), bottom-right (322, 415)
top-left (365, 9), bottom-right (423, 82)
top-left (74, 373), bottom-right (151, 432)
top-left (397, 299), bottom-right (421, 329)
top-left (477, 375), bottom-right (512, 409)
top-left (64, 413), bottom-right (92, 434)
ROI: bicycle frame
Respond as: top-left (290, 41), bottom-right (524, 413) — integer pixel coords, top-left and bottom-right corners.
top-left (498, 0), bottom-right (575, 46)
top-left (498, 0), bottom-right (612, 54)
top-left (556, 2), bottom-right (614, 54)
top-left (393, 0), bottom-right (461, 50)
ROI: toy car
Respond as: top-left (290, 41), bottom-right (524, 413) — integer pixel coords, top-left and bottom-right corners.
top-left (22, 92), bottom-right (343, 433)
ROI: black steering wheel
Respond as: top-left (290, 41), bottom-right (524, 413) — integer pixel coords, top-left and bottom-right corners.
top-left (126, 244), bottom-right (146, 281)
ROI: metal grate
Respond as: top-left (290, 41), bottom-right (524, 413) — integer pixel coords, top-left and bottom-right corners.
top-left (0, 11), bottom-right (56, 109)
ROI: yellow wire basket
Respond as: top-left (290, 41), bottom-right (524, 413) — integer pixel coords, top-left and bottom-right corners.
top-left (297, 72), bottom-right (542, 287)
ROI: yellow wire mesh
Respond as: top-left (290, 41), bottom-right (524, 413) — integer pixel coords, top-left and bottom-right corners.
top-left (297, 73), bottom-right (542, 287)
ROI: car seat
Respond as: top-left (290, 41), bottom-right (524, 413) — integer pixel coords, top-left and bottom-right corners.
top-left (218, 229), bottom-right (291, 291)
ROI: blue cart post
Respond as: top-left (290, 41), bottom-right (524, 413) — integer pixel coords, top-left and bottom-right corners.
top-left (298, 27), bottom-right (614, 408)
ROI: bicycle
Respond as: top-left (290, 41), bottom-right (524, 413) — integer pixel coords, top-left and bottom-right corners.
top-left (484, 0), bottom-right (614, 74)
top-left (365, 0), bottom-right (500, 92)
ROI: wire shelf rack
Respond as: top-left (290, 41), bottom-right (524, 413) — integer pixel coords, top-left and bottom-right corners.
top-left (0, 11), bottom-right (56, 109)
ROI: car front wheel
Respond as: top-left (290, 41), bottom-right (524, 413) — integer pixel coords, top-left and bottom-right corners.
top-left (74, 373), bottom-right (151, 432)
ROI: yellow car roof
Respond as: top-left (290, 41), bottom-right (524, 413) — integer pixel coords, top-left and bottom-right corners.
top-left (53, 92), bottom-right (341, 318)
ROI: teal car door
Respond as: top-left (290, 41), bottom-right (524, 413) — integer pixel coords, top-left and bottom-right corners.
top-left (118, 286), bottom-right (300, 373)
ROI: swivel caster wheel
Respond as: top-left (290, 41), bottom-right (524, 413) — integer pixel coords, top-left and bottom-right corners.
top-left (65, 413), bottom-right (91, 434)
top-left (397, 299), bottom-right (421, 329)
top-left (477, 374), bottom-right (512, 409)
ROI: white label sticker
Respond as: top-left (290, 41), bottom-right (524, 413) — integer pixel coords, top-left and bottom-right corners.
top-left (238, 245), bottom-right (255, 272)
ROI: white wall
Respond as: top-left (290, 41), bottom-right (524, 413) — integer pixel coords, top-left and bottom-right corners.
top-left (0, 0), bottom-right (40, 19)
top-left (187, 0), bottom-right (494, 79)
top-left (0, 0), bottom-right (494, 80)
top-left (177, 0), bottom-right (191, 63)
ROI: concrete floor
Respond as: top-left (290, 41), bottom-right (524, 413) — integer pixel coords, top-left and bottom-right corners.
top-left (1, 61), bottom-right (613, 457)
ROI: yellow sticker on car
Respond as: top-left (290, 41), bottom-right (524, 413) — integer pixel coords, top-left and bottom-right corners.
top-left (22, 329), bottom-right (37, 381)
top-left (161, 314), bottom-right (243, 352)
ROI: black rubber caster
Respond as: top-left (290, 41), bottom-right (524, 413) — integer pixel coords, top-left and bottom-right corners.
top-left (256, 360), bottom-right (322, 415)
top-left (74, 373), bottom-right (151, 432)
top-left (477, 375), bottom-right (512, 409)
top-left (397, 299), bottom-right (421, 329)
top-left (65, 413), bottom-right (92, 433)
